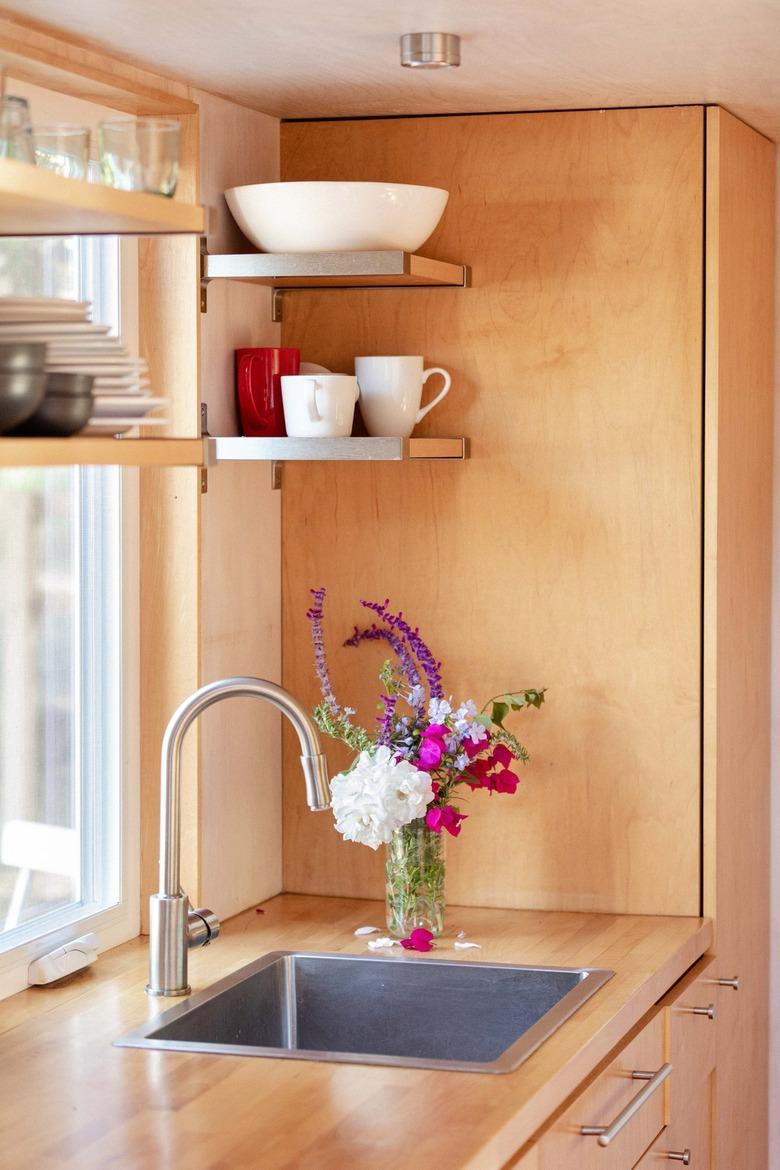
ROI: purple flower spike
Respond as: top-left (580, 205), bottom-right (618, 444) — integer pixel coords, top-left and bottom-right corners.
top-left (377, 692), bottom-right (399, 746)
top-left (305, 587), bottom-right (341, 714)
top-left (344, 624), bottom-right (422, 693)
top-left (360, 599), bottom-right (444, 699)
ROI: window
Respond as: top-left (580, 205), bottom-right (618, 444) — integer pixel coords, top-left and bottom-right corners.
top-left (0, 89), bottom-right (139, 998)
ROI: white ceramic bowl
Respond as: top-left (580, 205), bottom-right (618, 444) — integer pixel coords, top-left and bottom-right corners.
top-left (224, 181), bottom-right (449, 253)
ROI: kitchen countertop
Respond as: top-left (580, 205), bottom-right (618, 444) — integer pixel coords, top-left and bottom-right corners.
top-left (0, 895), bottom-right (711, 1170)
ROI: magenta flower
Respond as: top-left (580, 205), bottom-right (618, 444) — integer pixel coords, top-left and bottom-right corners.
top-left (491, 743), bottom-right (514, 768)
top-left (493, 769), bottom-right (520, 794)
top-left (417, 738), bottom-right (444, 771)
top-left (464, 756), bottom-right (491, 789)
top-left (422, 723), bottom-right (449, 739)
top-left (417, 723), bottom-right (449, 771)
top-left (400, 928), bottom-right (436, 952)
top-left (426, 805), bottom-right (467, 837)
top-left (463, 735), bottom-right (485, 760)
top-left (464, 743), bottom-right (521, 795)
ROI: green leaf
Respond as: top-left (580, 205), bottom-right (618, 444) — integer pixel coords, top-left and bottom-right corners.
top-left (474, 713), bottom-right (492, 728)
top-left (491, 700), bottom-right (509, 728)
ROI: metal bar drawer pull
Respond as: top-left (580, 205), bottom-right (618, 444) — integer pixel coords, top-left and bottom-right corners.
top-left (581, 1063), bottom-right (673, 1147)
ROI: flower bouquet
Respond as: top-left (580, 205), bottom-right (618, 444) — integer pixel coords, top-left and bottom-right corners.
top-left (307, 588), bottom-right (545, 939)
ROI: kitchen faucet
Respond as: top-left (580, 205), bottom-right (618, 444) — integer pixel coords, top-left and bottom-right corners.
top-left (147, 676), bottom-right (330, 997)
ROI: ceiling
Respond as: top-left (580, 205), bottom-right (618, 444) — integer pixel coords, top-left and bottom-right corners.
top-left (5, 0), bottom-right (780, 140)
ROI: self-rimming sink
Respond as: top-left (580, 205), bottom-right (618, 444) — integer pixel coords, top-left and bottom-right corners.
top-left (116, 951), bottom-right (613, 1073)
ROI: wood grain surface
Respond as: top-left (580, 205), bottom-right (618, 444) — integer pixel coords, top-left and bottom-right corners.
top-left (0, 896), bottom-right (710, 1170)
top-left (702, 106), bottom-right (774, 1170)
top-left (280, 106), bottom-right (704, 917)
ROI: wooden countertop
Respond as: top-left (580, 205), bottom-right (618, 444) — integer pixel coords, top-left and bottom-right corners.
top-left (0, 895), bottom-right (711, 1170)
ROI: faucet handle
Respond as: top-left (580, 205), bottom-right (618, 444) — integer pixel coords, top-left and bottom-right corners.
top-left (187, 907), bottom-right (220, 949)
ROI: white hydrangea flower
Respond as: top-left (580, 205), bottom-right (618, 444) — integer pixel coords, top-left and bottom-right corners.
top-left (330, 745), bottom-right (434, 850)
top-left (453, 698), bottom-right (479, 731)
top-left (465, 722), bottom-right (489, 745)
top-left (428, 697), bottom-right (452, 721)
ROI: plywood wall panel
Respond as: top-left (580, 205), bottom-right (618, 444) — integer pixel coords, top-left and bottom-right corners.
top-left (198, 89), bottom-right (283, 919)
top-left (281, 107), bottom-right (704, 916)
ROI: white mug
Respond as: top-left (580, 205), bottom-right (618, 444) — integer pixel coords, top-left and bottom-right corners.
top-left (354, 355), bottom-right (451, 438)
top-left (281, 374), bottom-right (359, 437)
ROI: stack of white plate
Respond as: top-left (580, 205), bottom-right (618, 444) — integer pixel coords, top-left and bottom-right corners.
top-left (0, 298), bottom-right (170, 435)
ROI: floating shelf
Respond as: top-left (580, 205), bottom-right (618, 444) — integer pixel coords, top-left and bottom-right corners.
top-left (0, 157), bottom-right (205, 236)
top-left (0, 437), bottom-right (206, 467)
top-left (208, 436), bottom-right (467, 462)
top-left (202, 249), bottom-right (469, 289)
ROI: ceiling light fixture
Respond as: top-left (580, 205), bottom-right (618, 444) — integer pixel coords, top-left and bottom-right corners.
top-left (400, 32), bottom-right (461, 69)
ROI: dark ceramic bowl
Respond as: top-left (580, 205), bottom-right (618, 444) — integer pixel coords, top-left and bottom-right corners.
top-left (0, 369), bottom-right (47, 433)
top-left (0, 342), bottom-right (47, 373)
top-left (44, 371), bottom-right (96, 398)
top-left (8, 371), bottom-right (95, 437)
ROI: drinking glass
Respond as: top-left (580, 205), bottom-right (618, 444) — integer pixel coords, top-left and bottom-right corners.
top-left (32, 125), bottom-right (90, 179)
top-left (98, 118), bottom-right (180, 196)
top-left (0, 96), bottom-right (34, 163)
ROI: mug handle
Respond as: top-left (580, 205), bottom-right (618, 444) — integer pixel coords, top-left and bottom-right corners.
top-left (416, 367), bottom-right (451, 423)
top-left (303, 378), bottom-right (323, 423)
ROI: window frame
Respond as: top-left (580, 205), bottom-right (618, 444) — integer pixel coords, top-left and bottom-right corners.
top-left (0, 73), bottom-right (143, 997)
top-left (0, 461), bottom-right (140, 999)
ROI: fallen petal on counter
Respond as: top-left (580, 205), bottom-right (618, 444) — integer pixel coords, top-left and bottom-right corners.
top-left (399, 928), bottom-right (436, 953)
top-left (456, 930), bottom-right (467, 939)
top-left (354, 925), bottom-right (380, 936)
top-left (367, 937), bottom-right (399, 950)
top-left (454, 940), bottom-right (482, 950)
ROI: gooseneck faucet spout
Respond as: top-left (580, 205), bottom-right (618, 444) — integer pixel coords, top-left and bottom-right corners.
top-left (147, 677), bottom-right (330, 997)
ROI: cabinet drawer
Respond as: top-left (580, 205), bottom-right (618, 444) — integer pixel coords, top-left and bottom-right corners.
top-left (663, 957), bottom-right (717, 1113)
top-left (535, 1011), bottom-right (666, 1170)
top-left (633, 1071), bottom-right (714, 1169)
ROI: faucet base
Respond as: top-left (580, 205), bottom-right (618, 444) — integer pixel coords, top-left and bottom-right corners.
top-left (146, 983), bottom-right (191, 997)
top-left (148, 892), bottom-right (191, 997)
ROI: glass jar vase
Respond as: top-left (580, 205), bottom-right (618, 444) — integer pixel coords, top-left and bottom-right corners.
top-left (385, 819), bottom-right (446, 937)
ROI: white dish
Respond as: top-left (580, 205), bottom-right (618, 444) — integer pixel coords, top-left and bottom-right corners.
top-left (46, 354), bottom-right (146, 365)
top-left (0, 321), bottom-right (111, 335)
top-left (92, 396), bottom-right (169, 417)
top-left (0, 297), bottom-right (90, 309)
top-left (300, 362), bottom-right (332, 374)
top-left (45, 342), bottom-right (135, 354)
top-left (83, 416), bottom-right (170, 437)
top-left (48, 365), bottom-right (147, 378)
top-left (224, 181), bottom-right (449, 253)
top-left (93, 380), bottom-right (150, 392)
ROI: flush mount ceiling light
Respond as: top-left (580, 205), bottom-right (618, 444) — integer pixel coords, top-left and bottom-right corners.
top-left (400, 32), bottom-right (461, 69)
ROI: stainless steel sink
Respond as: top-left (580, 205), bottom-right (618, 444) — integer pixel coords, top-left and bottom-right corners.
top-left (116, 950), bottom-right (613, 1073)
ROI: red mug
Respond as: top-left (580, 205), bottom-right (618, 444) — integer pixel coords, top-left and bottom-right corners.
top-left (236, 347), bottom-right (300, 436)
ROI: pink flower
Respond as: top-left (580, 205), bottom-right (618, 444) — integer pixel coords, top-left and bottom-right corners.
top-left (400, 928), bottom-right (436, 952)
top-left (490, 743), bottom-right (513, 768)
top-left (426, 804), bottom-right (467, 837)
top-left (464, 745), bottom-right (520, 796)
top-left (422, 723), bottom-right (449, 740)
top-left (463, 735), bottom-right (485, 760)
top-left (417, 737), bottom-right (444, 771)
top-left (492, 768), bottom-right (520, 794)
top-left (464, 757), bottom-right (491, 788)
top-left (416, 723), bottom-right (449, 771)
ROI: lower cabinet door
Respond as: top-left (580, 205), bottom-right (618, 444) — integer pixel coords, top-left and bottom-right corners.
top-left (663, 957), bottom-right (717, 1116)
top-left (632, 1071), bottom-right (714, 1169)
top-left (534, 1011), bottom-right (666, 1170)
